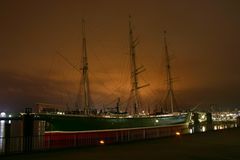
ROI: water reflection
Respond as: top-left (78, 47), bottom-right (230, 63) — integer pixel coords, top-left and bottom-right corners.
top-left (201, 126), bottom-right (206, 132)
top-left (0, 120), bottom-right (4, 152)
top-left (0, 120), bottom-right (46, 154)
top-left (188, 122), bottom-right (238, 134)
top-left (189, 128), bottom-right (193, 134)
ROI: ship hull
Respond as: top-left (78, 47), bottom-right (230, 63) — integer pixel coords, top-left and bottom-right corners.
top-left (41, 113), bottom-right (190, 148)
top-left (40, 113), bottom-right (190, 132)
top-left (44, 122), bottom-right (189, 148)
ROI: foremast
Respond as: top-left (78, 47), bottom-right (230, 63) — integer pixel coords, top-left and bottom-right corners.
top-left (81, 19), bottom-right (91, 115)
top-left (163, 31), bottom-right (177, 113)
top-left (128, 16), bottom-right (149, 115)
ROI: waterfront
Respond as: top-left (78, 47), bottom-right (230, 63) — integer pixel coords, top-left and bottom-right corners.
top-left (0, 118), bottom-right (238, 156)
top-left (1, 127), bottom-right (239, 160)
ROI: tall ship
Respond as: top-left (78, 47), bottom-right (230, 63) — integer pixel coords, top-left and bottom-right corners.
top-left (38, 17), bottom-right (190, 133)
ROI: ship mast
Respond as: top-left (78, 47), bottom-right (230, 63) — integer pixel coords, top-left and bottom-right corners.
top-left (163, 31), bottom-right (177, 113)
top-left (81, 19), bottom-right (90, 115)
top-left (128, 16), bottom-right (149, 115)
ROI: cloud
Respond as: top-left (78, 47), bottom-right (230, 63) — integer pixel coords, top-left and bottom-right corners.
top-left (0, 70), bottom-right (73, 111)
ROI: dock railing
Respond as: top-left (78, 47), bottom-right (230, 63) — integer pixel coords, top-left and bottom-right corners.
top-left (0, 123), bottom-right (188, 155)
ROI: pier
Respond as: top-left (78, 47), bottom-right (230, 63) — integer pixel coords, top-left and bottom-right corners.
top-left (1, 127), bottom-right (240, 160)
top-left (0, 111), bottom-right (239, 156)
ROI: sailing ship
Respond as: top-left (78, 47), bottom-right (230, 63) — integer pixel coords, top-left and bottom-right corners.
top-left (38, 17), bottom-right (190, 132)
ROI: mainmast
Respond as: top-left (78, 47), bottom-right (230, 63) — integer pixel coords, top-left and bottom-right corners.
top-left (163, 31), bottom-right (177, 113)
top-left (81, 19), bottom-right (90, 115)
top-left (128, 16), bottom-right (149, 115)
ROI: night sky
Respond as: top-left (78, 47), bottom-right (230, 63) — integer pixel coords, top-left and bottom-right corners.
top-left (0, 0), bottom-right (240, 112)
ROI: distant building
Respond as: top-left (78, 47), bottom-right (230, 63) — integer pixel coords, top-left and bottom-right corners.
top-left (34, 103), bottom-right (65, 113)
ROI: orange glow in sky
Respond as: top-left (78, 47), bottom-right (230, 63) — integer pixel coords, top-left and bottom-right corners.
top-left (0, 0), bottom-right (240, 111)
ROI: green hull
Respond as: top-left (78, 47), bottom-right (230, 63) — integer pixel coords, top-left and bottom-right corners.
top-left (39, 113), bottom-right (190, 132)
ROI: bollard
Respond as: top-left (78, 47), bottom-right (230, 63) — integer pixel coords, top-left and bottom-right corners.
top-left (23, 108), bottom-right (34, 152)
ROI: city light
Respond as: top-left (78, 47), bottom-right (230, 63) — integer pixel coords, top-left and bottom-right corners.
top-left (0, 112), bottom-right (6, 118)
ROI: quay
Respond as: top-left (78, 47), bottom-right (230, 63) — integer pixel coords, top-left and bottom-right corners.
top-left (1, 127), bottom-right (240, 160)
top-left (0, 110), bottom-right (239, 159)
